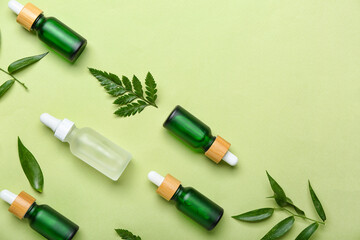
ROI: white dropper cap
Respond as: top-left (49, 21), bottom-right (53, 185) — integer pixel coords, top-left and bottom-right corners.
top-left (148, 171), bottom-right (165, 187)
top-left (222, 151), bottom-right (238, 166)
top-left (8, 0), bottom-right (24, 15)
top-left (0, 190), bottom-right (17, 205)
top-left (40, 113), bottom-right (75, 142)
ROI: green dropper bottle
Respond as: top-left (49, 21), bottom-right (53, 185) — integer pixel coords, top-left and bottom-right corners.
top-left (148, 171), bottom-right (224, 230)
top-left (1, 190), bottom-right (79, 240)
top-left (8, 0), bottom-right (87, 62)
top-left (164, 105), bottom-right (238, 166)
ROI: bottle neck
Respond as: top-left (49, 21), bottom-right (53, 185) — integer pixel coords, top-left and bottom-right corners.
top-left (171, 185), bottom-right (185, 202)
top-left (32, 14), bottom-right (46, 31)
top-left (64, 127), bottom-right (79, 143)
top-left (24, 202), bottom-right (38, 220)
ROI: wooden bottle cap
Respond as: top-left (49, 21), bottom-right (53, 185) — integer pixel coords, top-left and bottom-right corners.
top-left (9, 191), bottom-right (36, 219)
top-left (205, 135), bottom-right (231, 164)
top-left (156, 174), bottom-right (181, 201)
top-left (16, 3), bottom-right (43, 31)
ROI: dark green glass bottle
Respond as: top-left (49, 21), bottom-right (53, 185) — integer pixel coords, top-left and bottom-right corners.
top-left (8, 1), bottom-right (87, 62)
top-left (148, 171), bottom-right (224, 230)
top-left (164, 105), bottom-right (238, 166)
top-left (1, 190), bottom-right (79, 240)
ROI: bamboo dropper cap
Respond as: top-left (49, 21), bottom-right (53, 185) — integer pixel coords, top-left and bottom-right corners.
top-left (1, 190), bottom-right (36, 219)
top-left (8, 1), bottom-right (43, 31)
top-left (148, 171), bottom-right (181, 201)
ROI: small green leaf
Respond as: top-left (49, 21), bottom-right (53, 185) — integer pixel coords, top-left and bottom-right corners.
top-left (8, 52), bottom-right (48, 74)
top-left (266, 171), bottom-right (287, 207)
top-left (295, 223), bottom-right (319, 240)
top-left (0, 80), bottom-right (15, 98)
top-left (286, 197), bottom-right (305, 216)
top-left (145, 72), bottom-right (157, 104)
top-left (132, 75), bottom-right (143, 97)
top-left (122, 76), bottom-right (132, 91)
top-left (309, 181), bottom-right (326, 221)
top-left (115, 229), bottom-right (141, 240)
top-left (261, 216), bottom-right (295, 240)
top-left (232, 208), bottom-right (274, 222)
top-left (18, 137), bottom-right (44, 193)
top-left (114, 100), bottom-right (148, 117)
top-left (113, 93), bottom-right (137, 105)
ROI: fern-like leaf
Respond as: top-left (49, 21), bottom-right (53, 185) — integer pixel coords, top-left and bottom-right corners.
top-left (145, 72), bottom-right (157, 104)
top-left (89, 68), bottom-right (125, 96)
top-left (115, 229), bottom-right (141, 240)
top-left (114, 100), bottom-right (148, 117)
top-left (89, 68), bottom-right (158, 117)
top-left (113, 93), bottom-right (137, 105)
top-left (132, 75), bottom-right (144, 97)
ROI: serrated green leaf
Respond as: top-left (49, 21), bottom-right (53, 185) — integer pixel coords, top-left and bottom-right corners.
top-left (309, 181), bottom-right (326, 221)
top-left (286, 197), bottom-right (305, 216)
top-left (89, 68), bottom-right (125, 96)
top-left (114, 100), bottom-right (148, 117)
top-left (132, 75), bottom-right (143, 97)
top-left (261, 216), bottom-right (295, 240)
top-left (0, 80), bottom-right (15, 99)
top-left (113, 93), bottom-right (137, 105)
top-left (232, 208), bottom-right (274, 222)
top-left (266, 171), bottom-right (287, 207)
top-left (122, 76), bottom-right (132, 91)
top-left (295, 223), bottom-right (319, 240)
top-left (18, 137), bottom-right (44, 193)
top-left (145, 72), bottom-right (157, 104)
top-left (8, 52), bottom-right (48, 74)
top-left (115, 229), bottom-right (141, 240)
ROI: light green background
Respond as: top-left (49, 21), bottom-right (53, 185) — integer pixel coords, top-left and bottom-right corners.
top-left (0, 0), bottom-right (359, 239)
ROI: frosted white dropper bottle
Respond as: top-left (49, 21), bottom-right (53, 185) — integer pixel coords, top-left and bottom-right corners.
top-left (40, 113), bottom-right (131, 181)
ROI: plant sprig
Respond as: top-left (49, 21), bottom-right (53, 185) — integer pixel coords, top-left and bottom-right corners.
top-left (232, 171), bottom-right (327, 240)
top-left (115, 229), bottom-right (141, 240)
top-left (0, 52), bottom-right (48, 99)
top-left (88, 68), bottom-right (158, 117)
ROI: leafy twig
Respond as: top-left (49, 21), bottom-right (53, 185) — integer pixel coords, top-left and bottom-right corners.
top-left (0, 52), bottom-right (48, 99)
top-left (88, 68), bottom-right (159, 117)
top-left (232, 171), bottom-right (327, 240)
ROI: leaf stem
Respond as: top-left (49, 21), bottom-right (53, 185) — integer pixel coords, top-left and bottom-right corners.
top-left (121, 88), bottom-right (157, 108)
top-left (0, 68), bottom-right (28, 90)
top-left (275, 208), bottom-right (325, 225)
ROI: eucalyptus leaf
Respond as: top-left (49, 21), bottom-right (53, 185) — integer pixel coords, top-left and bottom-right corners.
top-left (266, 171), bottom-right (287, 207)
top-left (0, 80), bottom-right (15, 98)
top-left (8, 52), bottom-right (48, 74)
top-left (115, 229), bottom-right (141, 240)
top-left (309, 181), bottom-right (326, 221)
top-left (18, 137), bottom-right (44, 193)
top-left (232, 208), bottom-right (274, 222)
top-left (261, 216), bottom-right (295, 240)
top-left (295, 223), bottom-right (319, 240)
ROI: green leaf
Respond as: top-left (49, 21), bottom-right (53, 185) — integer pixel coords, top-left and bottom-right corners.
top-left (286, 197), bottom-right (305, 216)
top-left (18, 137), bottom-right (44, 193)
top-left (0, 80), bottom-right (15, 98)
top-left (145, 72), bottom-right (157, 104)
top-left (261, 216), bottom-right (295, 240)
top-left (114, 100), bottom-right (148, 117)
top-left (132, 75), bottom-right (143, 97)
top-left (8, 52), bottom-right (48, 74)
top-left (232, 208), bottom-right (274, 222)
top-left (266, 171), bottom-right (287, 207)
top-left (295, 223), bottom-right (319, 240)
top-left (89, 68), bottom-right (125, 96)
top-left (115, 229), bottom-right (141, 240)
top-left (309, 181), bottom-right (326, 221)
top-left (113, 93), bottom-right (137, 105)
top-left (122, 76), bottom-right (132, 91)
